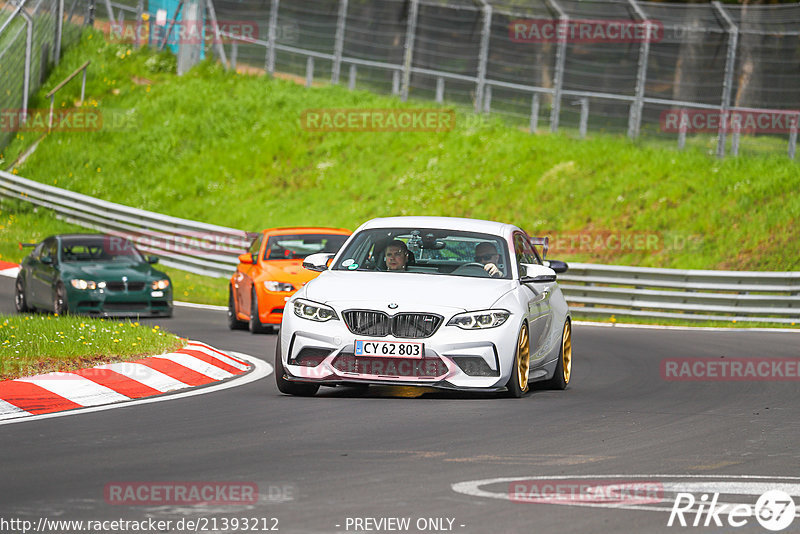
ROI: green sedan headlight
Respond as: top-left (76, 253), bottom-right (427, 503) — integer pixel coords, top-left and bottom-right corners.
top-left (293, 299), bottom-right (338, 322)
top-left (151, 279), bottom-right (170, 290)
top-left (264, 281), bottom-right (295, 292)
top-left (448, 309), bottom-right (510, 329)
top-left (70, 279), bottom-right (97, 290)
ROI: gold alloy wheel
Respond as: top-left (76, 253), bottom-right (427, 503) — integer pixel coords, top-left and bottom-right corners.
top-left (562, 320), bottom-right (572, 384)
top-left (516, 324), bottom-right (530, 392)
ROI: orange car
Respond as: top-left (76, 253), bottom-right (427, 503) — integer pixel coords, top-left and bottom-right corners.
top-left (228, 227), bottom-right (351, 333)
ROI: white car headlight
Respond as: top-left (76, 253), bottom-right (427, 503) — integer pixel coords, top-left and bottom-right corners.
top-left (70, 279), bottom-right (97, 290)
top-left (448, 309), bottom-right (510, 329)
top-left (293, 298), bottom-right (338, 322)
top-left (151, 279), bottom-right (170, 290)
top-left (264, 281), bottom-right (295, 292)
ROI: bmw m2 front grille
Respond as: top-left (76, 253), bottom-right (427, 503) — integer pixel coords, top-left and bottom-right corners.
top-left (342, 310), bottom-right (443, 339)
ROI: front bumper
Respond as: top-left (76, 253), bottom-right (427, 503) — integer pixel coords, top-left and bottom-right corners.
top-left (279, 309), bottom-right (519, 390)
top-left (67, 286), bottom-right (173, 318)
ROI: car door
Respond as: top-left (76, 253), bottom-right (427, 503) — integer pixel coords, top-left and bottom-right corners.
top-left (513, 232), bottom-right (554, 359)
top-left (29, 238), bottom-right (59, 309)
top-left (236, 233), bottom-right (263, 317)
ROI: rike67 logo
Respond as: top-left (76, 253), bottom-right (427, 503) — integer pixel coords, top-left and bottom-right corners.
top-left (668, 490), bottom-right (796, 531)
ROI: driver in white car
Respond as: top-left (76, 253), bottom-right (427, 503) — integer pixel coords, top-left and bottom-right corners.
top-left (475, 242), bottom-right (502, 277)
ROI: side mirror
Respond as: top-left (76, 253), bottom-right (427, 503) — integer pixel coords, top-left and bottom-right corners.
top-left (544, 259), bottom-right (568, 273)
top-left (520, 263), bottom-right (557, 284)
top-left (40, 255), bottom-right (53, 265)
top-left (238, 253), bottom-right (254, 265)
top-left (147, 255), bottom-right (159, 264)
top-left (303, 252), bottom-right (335, 272)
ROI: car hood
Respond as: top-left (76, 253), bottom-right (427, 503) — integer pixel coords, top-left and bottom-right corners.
top-left (304, 271), bottom-right (516, 313)
top-left (255, 260), bottom-right (319, 285)
top-left (60, 262), bottom-right (165, 281)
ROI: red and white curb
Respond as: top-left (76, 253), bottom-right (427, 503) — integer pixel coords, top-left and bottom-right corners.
top-left (0, 341), bottom-right (262, 423)
top-left (0, 260), bottom-right (20, 278)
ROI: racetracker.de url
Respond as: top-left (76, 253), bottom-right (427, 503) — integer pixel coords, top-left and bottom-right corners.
top-left (0, 516), bottom-right (280, 533)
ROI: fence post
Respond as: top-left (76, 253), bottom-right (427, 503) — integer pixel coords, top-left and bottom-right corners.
top-left (104, 0), bottom-right (116, 25)
top-left (392, 70), bottom-right (400, 95)
top-left (205, 0), bottom-right (228, 68)
top-left (20, 9), bottom-right (33, 123)
top-left (401, 0), bottom-right (419, 102)
top-left (530, 92), bottom-right (539, 133)
top-left (331, 0), bottom-right (348, 84)
top-left (305, 56), bottom-right (314, 88)
top-left (265, 0), bottom-right (280, 75)
top-left (348, 64), bottom-right (356, 90)
top-left (713, 1), bottom-right (738, 159)
top-left (546, 0), bottom-right (567, 132)
top-left (474, 0), bottom-right (492, 113)
top-left (483, 84), bottom-right (492, 113)
top-left (578, 98), bottom-right (589, 138)
top-left (435, 77), bottom-right (444, 103)
top-left (87, 0), bottom-right (95, 27)
top-left (789, 113), bottom-right (798, 160)
top-left (231, 40), bottom-right (238, 70)
top-left (627, 0), bottom-right (650, 139)
top-left (678, 108), bottom-right (687, 150)
top-left (134, 0), bottom-right (143, 49)
top-left (54, 0), bottom-right (64, 65)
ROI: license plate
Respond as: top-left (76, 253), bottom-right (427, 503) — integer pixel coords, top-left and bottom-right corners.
top-left (354, 340), bottom-right (424, 358)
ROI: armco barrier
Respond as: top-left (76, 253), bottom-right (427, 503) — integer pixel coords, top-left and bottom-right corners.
top-left (0, 170), bottom-right (250, 278)
top-left (2, 170), bottom-right (799, 323)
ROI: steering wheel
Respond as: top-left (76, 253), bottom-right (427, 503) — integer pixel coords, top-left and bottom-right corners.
top-left (451, 262), bottom-right (492, 277)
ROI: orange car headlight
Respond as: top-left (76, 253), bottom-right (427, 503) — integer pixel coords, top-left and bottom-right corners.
top-left (264, 281), bottom-right (295, 292)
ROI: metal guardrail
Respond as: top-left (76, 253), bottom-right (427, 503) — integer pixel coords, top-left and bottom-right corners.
top-left (561, 263), bottom-right (800, 324)
top-left (0, 171), bottom-right (251, 278)
top-left (2, 171), bottom-right (799, 323)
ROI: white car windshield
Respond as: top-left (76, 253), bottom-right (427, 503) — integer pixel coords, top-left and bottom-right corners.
top-left (331, 228), bottom-right (511, 279)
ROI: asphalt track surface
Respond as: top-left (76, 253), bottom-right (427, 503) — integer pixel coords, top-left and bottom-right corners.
top-left (1, 274), bottom-right (799, 534)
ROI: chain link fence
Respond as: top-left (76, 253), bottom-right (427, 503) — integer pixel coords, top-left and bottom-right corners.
top-left (0, 0), bottom-right (84, 150)
top-left (206, 0), bottom-right (800, 158)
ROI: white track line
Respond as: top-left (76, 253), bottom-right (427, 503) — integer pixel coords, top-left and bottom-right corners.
top-left (0, 352), bottom-right (271, 426)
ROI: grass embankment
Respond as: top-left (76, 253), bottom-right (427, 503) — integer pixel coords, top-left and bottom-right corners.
top-left (0, 314), bottom-right (184, 380)
top-left (0, 28), bottom-right (798, 326)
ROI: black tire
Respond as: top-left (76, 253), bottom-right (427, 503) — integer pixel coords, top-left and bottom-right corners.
top-left (248, 289), bottom-right (270, 334)
top-left (54, 282), bottom-right (68, 315)
top-left (227, 287), bottom-right (247, 330)
top-left (505, 322), bottom-right (530, 398)
top-left (274, 341), bottom-right (319, 396)
top-left (14, 276), bottom-right (29, 313)
top-left (543, 319), bottom-right (572, 390)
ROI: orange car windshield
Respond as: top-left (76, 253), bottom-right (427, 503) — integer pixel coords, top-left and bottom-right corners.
top-left (264, 234), bottom-right (348, 260)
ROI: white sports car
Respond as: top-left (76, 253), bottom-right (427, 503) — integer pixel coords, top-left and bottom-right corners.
top-left (275, 216), bottom-right (572, 397)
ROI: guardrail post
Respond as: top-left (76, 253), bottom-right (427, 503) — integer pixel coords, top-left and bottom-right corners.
top-left (483, 84), bottom-right (492, 113)
top-left (713, 1), bottom-right (738, 159)
top-left (530, 92), bottom-right (539, 133)
top-left (731, 120), bottom-right (740, 156)
top-left (789, 113), bottom-right (799, 160)
top-left (331, 0), bottom-right (348, 84)
top-left (401, 0), bottom-right (419, 102)
top-left (546, 0), bottom-right (567, 132)
top-left (348, 64), bottom-right (356, 90)
top-left (578, 97), bottom-right (589, 138)
top-left (305, 56), bottom-right (314, 88)
top-left (392, 70), bottom-right (400, 95)
top-left (87, 0), bottom-right (95, 27)
top-left (627, 0), bottom-right (650, 139)
top-left (265, 0), bottom-right (280, 75)
top-left (474, 0), bottom-right (492, 113)
top-left (435, 77), bottom-right (444, 103)
top-left (231, 40), bottom-right (238, 70)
